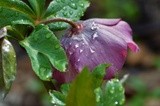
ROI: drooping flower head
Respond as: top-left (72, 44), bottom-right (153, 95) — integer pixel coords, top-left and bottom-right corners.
top-left (53, 18), bottom-right (139, 84)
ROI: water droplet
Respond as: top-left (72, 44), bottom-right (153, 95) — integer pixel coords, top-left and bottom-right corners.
top-left (69, 51), bottom-right (73, 55)
top-left (80, 3), bottom-right (84, 7)
top-left (63, 7), bottom-right (66, 10)
top-left (90, 48), bottom-right (95, 53)
top-left (56, 0), bottom-right (60, 2)
top-left (61, 0), bottom-right (65, 3)
top-left (92, 32), bottom-right (98, 39)
top-left (80, 49), bottom-right (83, 53)
top-left (77, 59), bottom-right (80, 62)
top-left (114, 79), bottom-right (119, 82)
top-left (55, 44), bottom-right (60, 49)
top-left (46, 34), bottom-right (51, 39)
top-left (119, 98), bottom-right (125, 105)
top-left (91, 22), bottom-right (99, 30)
top-left (2, 44), bottom-right (10, 52)
top-left (70, 3), bottom-right (77, 9)
top-left (115, 101), bottom-right (118, 105)
top-left (63, 12), bottom-right (68, 16)
top-left (69, 11), bottom-right (73, 15)
top-left (119, 86), bottom-right (123, 92)
top-left (40, 67), bottom-right (46, 72)
top-left (75, 44), bottom-right (79, 48)
top-left (110, 90), bottom-right (114, 94)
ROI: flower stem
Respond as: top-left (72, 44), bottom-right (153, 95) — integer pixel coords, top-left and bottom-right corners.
top-left (40, 18), bottom-right (79, 29)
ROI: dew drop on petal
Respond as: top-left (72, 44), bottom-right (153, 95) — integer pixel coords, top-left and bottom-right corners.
top-left (80, 49), bottom-right (83, 53)
top-left (90, 48), bottom-right (95, 53)
top-left (91, 22), bottom-right (99, 30)
top-left (69, 42), bottom-right (72, 46)
top-left (92, 32), bottom-right (98, 39)
top-left (69, 51), bottom-right (73, 55)
top-left (75, 44), bottom-right (79, 48)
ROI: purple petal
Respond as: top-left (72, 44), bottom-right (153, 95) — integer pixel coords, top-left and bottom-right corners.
top-left (53, 18), bottom-right (139, 83)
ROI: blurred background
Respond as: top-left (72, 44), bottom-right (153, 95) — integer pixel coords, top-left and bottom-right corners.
top-left (2, 0), bottom-right (160, 106)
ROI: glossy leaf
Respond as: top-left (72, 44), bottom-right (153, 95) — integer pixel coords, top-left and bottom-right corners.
top-left (49, 84), bottom-right (70, 106)
top-left (0, 39), bottom-right (16, 100)
top-left (101, 79), bottom-right (125, 106)
top-left (20, 25), bottom-right (67, 81)
top-left (28, 0), bottom-right (46, 17)
top-left (66, 68), bottom-right (96, 106)
top-left (43, 0), bottom-right (90, 30)
top-left (92, 64), bottom-right (110, 88)
top-left (0, 0), bottom-right (35, 28)
top-left (49, 90), bottom-right (66, 106)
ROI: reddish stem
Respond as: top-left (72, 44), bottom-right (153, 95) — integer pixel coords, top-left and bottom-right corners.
top-left (40, 18), bottom-right (80, 29)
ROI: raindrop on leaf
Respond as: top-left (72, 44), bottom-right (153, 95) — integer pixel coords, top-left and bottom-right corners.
top-left (55, 44), bottom-right (60, 49)
top-left (79, 3), bottom-right (84, 7)
top-left (70, 3), bottom-right (77, 9)
top-left (115, 101), bottom-right (118, 105)
top-left (46, 34), bottom-right (51, 39)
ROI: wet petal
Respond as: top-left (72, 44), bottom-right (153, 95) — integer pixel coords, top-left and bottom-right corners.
top-left (53, 18), bottom-right (139, 83)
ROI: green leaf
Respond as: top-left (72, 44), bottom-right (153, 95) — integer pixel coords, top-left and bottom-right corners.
top-left (101, 79), bottom-right (125, 106)
top-left (20, 25), bottom-right (67, 81)
top-left (49, 84), bottom-right (70, 106)
top-left (49, 90), bottom-right (66, 106)
top-left (28, 0), bottom-right (46, 17)
top-left (66, 68), bottom-right (96, 106)
top-left (60, 84), bottom-right (70, 96)
top-left (0, 0), bottom-right (35, 28)
top-left (43, 0), bottom-right (90, 30)
top-left (0, 39), bottom-right (16, 100)
top-left (92, 64), bottom-right (110, 88)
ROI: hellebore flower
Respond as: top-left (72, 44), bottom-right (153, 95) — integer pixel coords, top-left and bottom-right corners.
top-left (53, 18), bottom-right (139, 84)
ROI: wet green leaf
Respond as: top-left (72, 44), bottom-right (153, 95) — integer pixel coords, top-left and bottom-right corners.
top-left (49, 84), bottom-right (70, 106)
top-left (43, 0), bottom-right (90, 30)
top-left (92, 64), bottom-right (110, 88)
top-left (20, 25), bottom-right (67, 81)
top-left (66, 68), bottom-right (96, 106)
top-left (28, 0), bottom-right (46, 17)
top-left (0, 0), bottom-right (35, 28)
top-left (49, 90), bottom-right (66, 106)
top-left (100, 79), bottom-right (125, 106)
top-left (0, 39), bottom-right (16, 100)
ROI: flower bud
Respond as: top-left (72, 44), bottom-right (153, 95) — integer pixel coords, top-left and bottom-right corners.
top-left (53, 18), bottom-right (139, 84)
